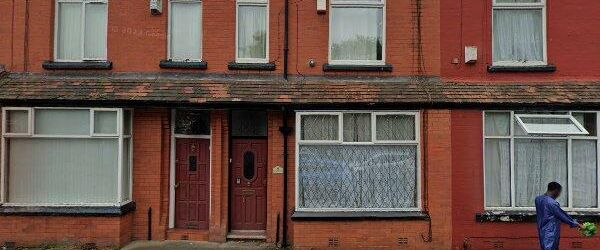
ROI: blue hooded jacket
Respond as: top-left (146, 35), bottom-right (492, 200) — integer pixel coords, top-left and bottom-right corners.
top-left (535, 194), bottom-right (579, 250)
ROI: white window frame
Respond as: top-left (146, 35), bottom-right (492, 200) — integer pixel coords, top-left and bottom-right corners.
top-left (328, 0), bottom-right (386, 66)
top-left (168, 109), bottom-right (212, 228)
top-left (295, 110), bottom-right (421, 212)
top-left (235, 0), bottom-right (270, 63)
top-left (0, 107), bottom-right (133, 207)
top-left (515, 114), bottom-right (588, 135)
top-left (54, 0), bottom-right (109, 62)
top-left (168, 0), bottom-right (203, 62)
top-left (483, 111), bottom-right (600, 212)
top-left (492, 0), bottom-right (547, 66)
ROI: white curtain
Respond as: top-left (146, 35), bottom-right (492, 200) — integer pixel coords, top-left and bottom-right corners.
top-left (237, 5), bottom-right (267, 59)
top-left (376, 115), bottom-right (415, 141)
top-left (170, 2), bottom-right (202, 61)
top-left (8, 138), bottom-right (119, 204)
top-left (301, 115), bottom-right (338, 141)
top-left (493, 9), bottom-right (543, 63)
top-left (485, 139), bottom-right (511, 207)
top-left (84, 2), bottom-right (108, 59)
top-left (94, 111), bottom-right (117, 134)
top-left (572, 140), bottom-right (598, 208)
top-left (485, 112), bottom-right (510, 136)
top-left (515, 139), bottom-right (568, 207)
top-left (343, 113), bottom-right (371, 142)
top-left (57, 2), bottom-right (82, 60)
top-left (34, 109), bottom-right (90, 135)
top-left (331, 7), bottom-right (383, 61)
top-left (298, 145), bottom-right (417, 209)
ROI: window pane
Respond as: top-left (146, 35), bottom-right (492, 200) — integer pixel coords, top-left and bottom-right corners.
top-left (493, 9), bottom-right (543, 63)
top-left (122, 137), bottom-right (131, 201)
top-left (485, 112), bottom-right (510, 136)
top-left (515, 139), bottom-right (568, 207)
top-left (301, 115), bottom-right (338, 141)
top-left (331, 7), bottom-right (383, 61)
top-left (175, 110), bottom-right (210, 135)
top-left (572, 140), bottom-right (598, 208)
top-left (231, 110), bottom-right (267, 137)
top-left (35, 109), bottom-right (90, 135)
top-left (298, 145), bottom-right (417, 209)
top-left (496, 0), bottom-right (541, 3)
top-left (343, 113), bottom-right (371, 142)
top-left (573, 113), bottom-right (597, 136)
top-left (518, 116), bottom-right (585, 135)
top-left (6, 110), bottom-right (29, 134)
top-left (123, 109), bottom-right (132, 135)
top-left (170, 2), bottom-right (202, 61)
top-left (84, 2), bottom-right (108, 59)
top-left (376, 115), bottom-right (415, 141)
top-left (57, 2), bottom-right (83, 60)
top-left (485, 139), bottom-right (511, 207)
top-left (238, 5), bottom-right (267, 59)
top-left (8, 138), bottom-right (118, 204)
top-left (94, 111), bottom-right (118, 134)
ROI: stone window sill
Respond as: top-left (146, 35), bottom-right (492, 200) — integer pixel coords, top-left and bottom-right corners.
top-left (159, 60), bottom-right (207, 70)
top-left (0, 202), bottom-right (135, 217)
top-left (228, 62), bottom-right (276, 71)
top-left (487, 64), bottom-right (556, 73)
top-left (291, 211), bottom-right (429, 221)
top-left (323, 64), bottom-right (393, 72)
top-left (476, 211), bottom-right (600, 223)
top-left (42, 61), bottom-right (113, 70)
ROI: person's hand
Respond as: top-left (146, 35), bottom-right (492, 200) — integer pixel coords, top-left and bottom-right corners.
top-left (579, 223), bottom-right (586, 230)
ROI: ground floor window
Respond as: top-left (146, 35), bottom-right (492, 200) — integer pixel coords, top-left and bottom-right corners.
top-left (484, 111), bottom-right (599, 210)
top-left (296, 111), bottom-right (420, 211)
top-left (1, 107), bottom-right (133, 206)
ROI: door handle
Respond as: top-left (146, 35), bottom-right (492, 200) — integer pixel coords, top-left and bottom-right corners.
top-left (174, 182), bottom-right (180, 188)
top-left (236, 178), bottom-right (241, 184)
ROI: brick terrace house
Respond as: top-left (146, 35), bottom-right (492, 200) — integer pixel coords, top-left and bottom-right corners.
top-left (0, 0), bottom-right (599, 249)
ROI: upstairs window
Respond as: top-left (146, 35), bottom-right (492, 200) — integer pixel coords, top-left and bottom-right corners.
top-left (329, 0), bottom-right (385, 65)
top-left (169, 0), bottom-right (202, 62)
top-left (492, 0), bottom-right (546, 66)
top-left (55, 0), bottom-right (108, 61)
top-left (236, 0), bottom-right (269, 63)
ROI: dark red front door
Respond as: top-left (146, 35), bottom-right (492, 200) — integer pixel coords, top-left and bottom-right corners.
top-left (230, 139), bottom-right (267, 230)
top-left (175, 138), bottom-right (210, 229)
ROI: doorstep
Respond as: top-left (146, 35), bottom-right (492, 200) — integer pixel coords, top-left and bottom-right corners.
top-left (122, 240), bottom-right (276, 250)
top-left (167, 228), bottom-right (209, 241)
top-left (226, 230), bottom-right (267, 240)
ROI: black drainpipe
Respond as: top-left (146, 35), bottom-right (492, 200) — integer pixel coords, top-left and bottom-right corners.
top-left (279, 106), bottom-right (292, 247)
top-left (283, 0), bottom-right (289, 80)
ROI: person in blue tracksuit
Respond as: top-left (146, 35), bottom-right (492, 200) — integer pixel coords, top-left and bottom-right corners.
top-left (535, 182), bottom-right (585, 250)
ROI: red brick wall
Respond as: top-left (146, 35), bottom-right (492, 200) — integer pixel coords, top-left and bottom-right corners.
top-left (0, 215), bottom-right (133, 248)
top-left (0, 0), bottom-right (285, 74)
top-left (289, 110), bottom-right (453, 249)
top-left (441, 0), bottom-right (600, 81)
top-left (0, 0), bottom-right (439, 77)
top-left (450, 110), bottom-right (600, 250)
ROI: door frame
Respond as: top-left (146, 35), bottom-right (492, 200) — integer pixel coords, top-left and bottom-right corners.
top-left (169, 109), bottom-right (212, 229)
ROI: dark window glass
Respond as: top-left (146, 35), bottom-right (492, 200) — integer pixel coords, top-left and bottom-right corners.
top-left (189, 156), bottom-right (197, 172)
top-left (232, 110), bottom-right (267, 137)
top-left (243, 151), bottom-right (255, 180)
top-left (175, 110), bottom-right (210, 135)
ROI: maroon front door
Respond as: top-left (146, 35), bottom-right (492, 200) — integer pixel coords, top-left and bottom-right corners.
top-left (230, 139), bottom-right (267, 230)
top-left (175, 138), bottom-right (210, 229)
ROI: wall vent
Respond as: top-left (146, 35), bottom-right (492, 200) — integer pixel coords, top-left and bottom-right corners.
top-left (492, 241), bottom-right (504, 249)
top-left (397, 237), bottom-right (409, 246)
top-left (328, 237), bottom-right (339, 247)
top-left (572, 242), bottom-right (583, 249)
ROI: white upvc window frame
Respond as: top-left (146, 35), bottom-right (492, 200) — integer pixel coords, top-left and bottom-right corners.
top-left (328, 0), bottom-right (386, 66)
top-left (54, 0), bottom-right (109, 62)
top-left (0, 107), bottom-right (133, 207)
top-left (168, 0), bottom-right (203, 62)
top-left (491, 0), bottom-right (547, 66)
top-left (483, 111), bottom-right (600, 212)
top-left (235, 0), bottom-right (270, 64)
top-left (295, 110), bottom-right (421, 212)
top-left (515, 114), bottom-right (588, 135)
